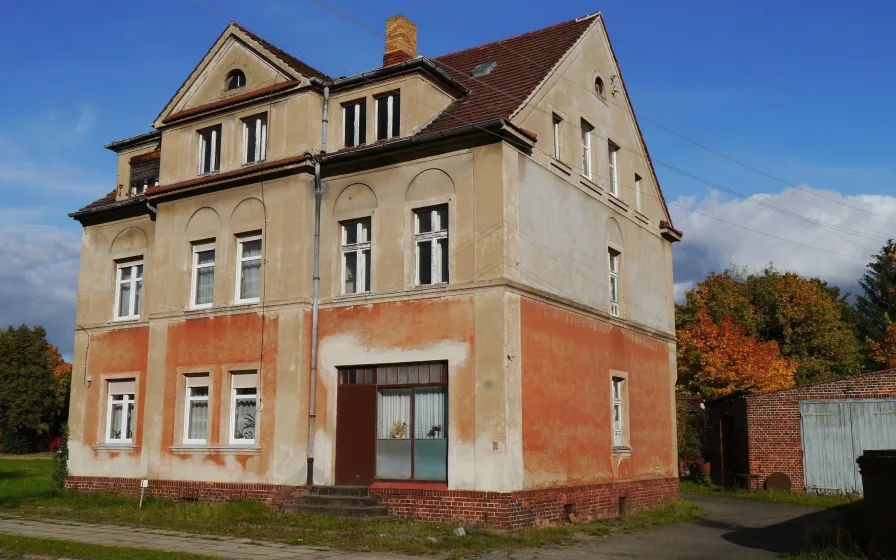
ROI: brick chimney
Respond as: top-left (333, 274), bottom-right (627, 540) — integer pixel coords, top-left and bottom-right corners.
top-left (383, 15), bottom-right (417, 66)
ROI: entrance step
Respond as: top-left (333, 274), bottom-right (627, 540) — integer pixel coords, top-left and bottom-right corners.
top-left (280, 486), bottom-right (390, 518)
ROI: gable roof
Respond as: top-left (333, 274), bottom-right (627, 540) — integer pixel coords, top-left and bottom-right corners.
top-left (423, 14), bottom-right (596, 133)
top-left (231, 23), bottom-right (331, 82)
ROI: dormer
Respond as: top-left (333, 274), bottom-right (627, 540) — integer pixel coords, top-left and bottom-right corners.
top-left (105, 131), bottom-right (161, 201)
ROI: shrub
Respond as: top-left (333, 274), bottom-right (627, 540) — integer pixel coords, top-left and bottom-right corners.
top-left (52, 423), bottom-right (69, 494)
top-left (1, 427), bottom-right (33, 454)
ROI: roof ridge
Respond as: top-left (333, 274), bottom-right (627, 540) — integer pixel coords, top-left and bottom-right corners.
top-left (434, 12), bottom-right (599, 61)
top-left (231, 22), bottom-right (331, 81)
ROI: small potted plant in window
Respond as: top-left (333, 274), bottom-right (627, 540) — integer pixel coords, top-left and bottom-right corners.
top-left (427, 425), bottom-right (442, 438)
top-left (390, 420), bottom-right (408, 439)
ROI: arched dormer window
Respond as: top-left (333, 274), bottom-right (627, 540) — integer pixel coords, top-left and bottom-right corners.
top-left (226, 69), bottom-right (246, 90)
top-left (595, 76), bottom-right (605, 97)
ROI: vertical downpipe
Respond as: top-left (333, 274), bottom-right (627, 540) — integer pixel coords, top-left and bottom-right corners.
top-left (307, 86), bottom-right (329, 487)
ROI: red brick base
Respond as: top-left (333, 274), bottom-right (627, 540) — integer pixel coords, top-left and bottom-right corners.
top-left (65, 475), bottom-right (678, 529)
top-left (372, 477), bottom-right (679, 529)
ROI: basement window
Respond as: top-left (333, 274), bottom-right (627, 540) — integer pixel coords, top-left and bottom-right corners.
top-left (376, 91), bottom-right (401, 141)
top-left (343, 99), bottom-right (367, 148)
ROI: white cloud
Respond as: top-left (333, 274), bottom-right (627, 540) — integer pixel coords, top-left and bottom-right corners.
top-left (75, 106), bottom-right (98, 136)
top-left (670, 187), bottom-right (896, 297)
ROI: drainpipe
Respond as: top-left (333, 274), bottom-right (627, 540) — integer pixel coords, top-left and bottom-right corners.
top-left (307, 86), bottom-right (329, 487)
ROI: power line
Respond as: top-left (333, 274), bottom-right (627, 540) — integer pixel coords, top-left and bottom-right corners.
top-left (184, 0), bottom-right (875, 262)
top-left (411, 0), bottom-right (896, 228)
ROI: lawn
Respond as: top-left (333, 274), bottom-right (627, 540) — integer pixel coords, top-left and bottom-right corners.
top-left (0, 458), bottom-right (703, 558)
top-left (680, 480), bottom-right (860, 509)
top-left (0, 534), bottom-right (216, 560)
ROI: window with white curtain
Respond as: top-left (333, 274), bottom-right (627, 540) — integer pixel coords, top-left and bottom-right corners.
top-left (235, 234), bottom-right (262, 304)
top-left (230, 372), bottom-right (257, 445)
top-left (106, 379), bottom-right (136, 444)
top-left (114, 260), bottom-right (143, 321)
top-left (242, 114), bottom-right (267, 164)
top-left (184, 375), bottom-right (209, 444)
top-left (191, 242), bottom-right (215, 309)
top-left (414, 206), bottom-right (448, 286)
top-left (341, 218), bottom-right (371, 295)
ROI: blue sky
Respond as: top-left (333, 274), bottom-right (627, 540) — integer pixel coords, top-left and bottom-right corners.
top-left (2, 0), bottom-right (895, 357)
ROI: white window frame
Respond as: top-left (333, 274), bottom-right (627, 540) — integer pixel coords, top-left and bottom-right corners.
top-left (229, 377), bottom-right (258, 446)
top-left (183, 378), bottom-right (210, 445)
top-left (105, 384), bottom-right (135, 444)
top-left (242, 114), bottom-right (267, 165)
top-left (376, 92), bottom-right (399, 140)
top-left (190, 242), bottom-right (215, 310)
top-left (235, 234), bottom-right (262, 305)
top-left (552, 114), bottom-right (562, 160)
top-left (608, 248), bottom-right (621, 318)
top-left (581, 119), bottom-right (594, 179)
top-left (113, 260), bottom-right (143, 321)
top-left (635, 174), bottom-right (642, 212)
top-left (341, 218), bottom-right (372, 295)
top-left (608, 141), bottom-right (619, 197)
top-left (198, 127), bottom-right (220, 175)
top-left (343, 101), bottom-right (364, 148)
top-left (414, 206), bottom-right (449, 286)
top-left (612, 376), bottom-right (625, 448)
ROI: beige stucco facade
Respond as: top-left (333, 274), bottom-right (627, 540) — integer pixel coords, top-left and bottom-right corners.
top-left (69, 13), bottom-right (680, 501)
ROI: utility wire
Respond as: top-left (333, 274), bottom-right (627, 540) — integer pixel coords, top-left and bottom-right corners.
top-left (411, 0), bottom-right (896, 228)
top-left (184, 0), bottom-right (874, 262)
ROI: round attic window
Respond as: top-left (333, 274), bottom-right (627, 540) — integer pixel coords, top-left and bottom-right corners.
top-left (226, 69), bottom-right (247, 90)
top-left (595, 76), bottom-right (605, 96)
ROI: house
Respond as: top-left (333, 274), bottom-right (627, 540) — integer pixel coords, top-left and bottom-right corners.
top-left (66, 12), bottom-right (682, 528)
top-left (706, 370), bottom-right (896, 495)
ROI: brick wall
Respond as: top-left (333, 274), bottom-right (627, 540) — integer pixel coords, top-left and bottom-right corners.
top-left (373, 477), bottom-right (679, 529)
top-left (745, 370), bottom-right (896, 491)
top-left (65, 476), bottom-right (296, 504)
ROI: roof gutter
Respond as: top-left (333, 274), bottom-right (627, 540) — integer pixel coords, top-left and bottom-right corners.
top-left (104, 130), bottom-right (161, 152)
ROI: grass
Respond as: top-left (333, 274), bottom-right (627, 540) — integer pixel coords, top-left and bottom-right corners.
top-left (680, 480), bottom-right (860, 509)
top-left (0, 534), bottom-right (217, 560)
top-left (0, 459), bottom-right (703, 558)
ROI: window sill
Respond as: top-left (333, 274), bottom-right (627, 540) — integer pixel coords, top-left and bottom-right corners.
top-left (579, 176), bottom-right (603, 195)
top-left (93, 443), bottom-right (138, 453)
top-left (241, 160), bottom-right (267, 168)
top-left (607, 194), bottom-right (629, 212)
top-left (633, 210), bottom-right (649, 224)
top-left (412, 282), bottom-right (449, 293)
top-left (335, 291), bottom-right (374, 301)
top-left (611, 446), bottom-right (633, 456)
top-left (197, 171), bottom-right (220, 178)
top-left (169, 445), bottom-right (262, 455)
top-left (107, 318), bottom-right (140, 326)
top-left (550, 159), bottom-right (572, 176)
top-left (233, 299), bottom-right (261, 307)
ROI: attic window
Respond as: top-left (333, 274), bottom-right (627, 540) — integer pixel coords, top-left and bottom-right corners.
top-left (595, 76), bottom-right (605, 96)
top-left (471, 61), bottom-right (497, 77)
top-left (226, 70), bottom-right (246, 90)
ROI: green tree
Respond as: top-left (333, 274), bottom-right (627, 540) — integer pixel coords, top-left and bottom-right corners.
top-left (856, 240), bottom-right (896, 342)
top-left (0, 325), bottom-right (62, 452)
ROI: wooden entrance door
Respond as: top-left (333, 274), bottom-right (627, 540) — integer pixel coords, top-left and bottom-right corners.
top-left (335, 383), bottom-right (377, 485)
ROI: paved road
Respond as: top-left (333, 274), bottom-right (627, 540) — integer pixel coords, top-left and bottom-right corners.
top-left (0, 493), bottom-right (843, 559)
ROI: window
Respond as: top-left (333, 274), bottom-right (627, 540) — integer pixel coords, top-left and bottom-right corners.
top-left (129, 159), bottom-right (159, 197)
top-left (581, 119), bottom-right (594, 179)
top-left (343, 99), bottom-right (367, 147)
top-left (341, 218), bottom-right (371, 294)
top-left (612, 376), bottom-right (625, 448)
top-left (595, 76), bottom-right (605, 96)
top-left (230, 372), bottom-right (257, 445)
top-left (376, 91), bottom-right (401, 141)
top-left (414, 206), bottom-right (449, 286)
top-left (635, 174), bottom-right (642, 212)
top-left (198, 125), bottom-right (222, 175)
top-left (226, 69), bottom-right (246, 90)
top-left (106, 379), bottom-right (136, 444)
top-left (114, 260), bottom-right (143, 320)
top-left (608, 141), bottom-right (619, 197)
top-left (184, 375), bottom-right (209, 444)
top-left (608, 248), bottom-right (621, 317)
top-left (242, 114), bottom-right (267, 164)
top-left (339, 362), bottom-right (448, 481)
top-left (235, 234), bottom-right (262, 303)
top-left (552, 113), bottom-right (562, 160)
top-left (191, 242), bottom-right (215, 309)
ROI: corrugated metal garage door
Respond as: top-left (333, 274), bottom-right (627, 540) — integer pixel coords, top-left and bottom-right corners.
top-left (801, 399), bottom-right (896, 495)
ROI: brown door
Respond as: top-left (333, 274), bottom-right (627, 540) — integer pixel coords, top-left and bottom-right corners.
top-left (335, 384), bottom-right (377, 485)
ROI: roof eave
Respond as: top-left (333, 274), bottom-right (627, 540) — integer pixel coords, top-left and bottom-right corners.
top-left (104, 130), bottom-right (161, 152)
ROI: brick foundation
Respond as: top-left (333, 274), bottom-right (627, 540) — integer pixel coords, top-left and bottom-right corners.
top-left (65, 475), bottom-right (678, 529)
top-left (372, 477), bottom-right (679, 529)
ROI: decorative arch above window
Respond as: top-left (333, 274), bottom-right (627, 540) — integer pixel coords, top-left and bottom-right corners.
top-left (226, 69), bottom-right (247, 90)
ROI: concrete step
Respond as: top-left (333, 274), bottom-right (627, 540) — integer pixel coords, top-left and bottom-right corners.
top-left (305, 485), bottom-right (371, 498)
top-left (289, 494), bottom-right (380, 508)
top-left (284, 503), bottom-right (390, 518)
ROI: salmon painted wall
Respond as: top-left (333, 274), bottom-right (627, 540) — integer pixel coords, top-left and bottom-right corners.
top-left (520, 297), bottom-right (676, 489)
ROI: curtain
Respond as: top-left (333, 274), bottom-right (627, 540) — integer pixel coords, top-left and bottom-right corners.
top-left (195, 261), bottom-right (214, 305)
top-left (188, 401), bottom-right (208, 440)
top-left (377, 388), bottom-right (411, 439)
top-left (233, 397), bottom-right (256, 440)
top-left (415, 387), bottom-right (446, 440)
top-left (126, 401), bottom-right (135, 439)
top-left (241, 241), bottom-right (262, 300)
top-left (118, 283), bottom-right (131, 317)
top-left (109, 403), bottom-right (122, 439)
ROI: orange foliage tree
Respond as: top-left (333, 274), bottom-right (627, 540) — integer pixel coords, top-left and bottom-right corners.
top-left (678, 309), bottom-right (797, 398)
top-left (869, 323), bottom-right (896, 369)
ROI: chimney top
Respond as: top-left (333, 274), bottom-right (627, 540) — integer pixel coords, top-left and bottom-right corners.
top-left (383, 15), bottom-right (417, 67)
